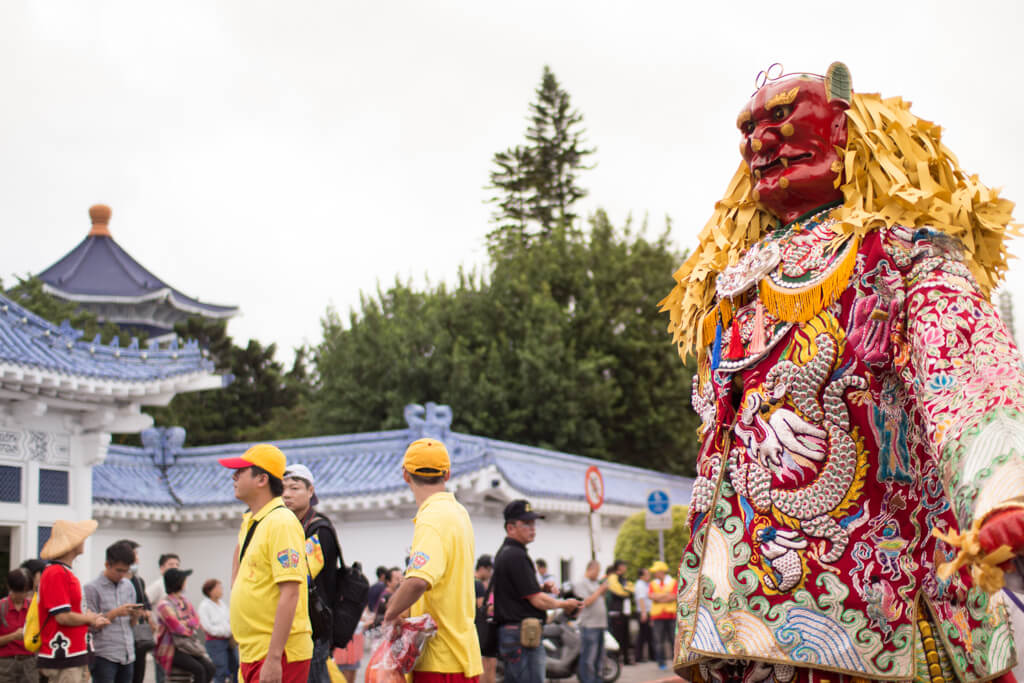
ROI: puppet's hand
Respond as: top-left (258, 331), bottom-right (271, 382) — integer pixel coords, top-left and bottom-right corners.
top-left (979, 508), bottom-right (1024, 563)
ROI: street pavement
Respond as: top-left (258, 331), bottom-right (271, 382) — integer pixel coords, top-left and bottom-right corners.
top-left (141, 647), bottom-right (689, 683)
top-left (618, 660), bottom-right (686, 683)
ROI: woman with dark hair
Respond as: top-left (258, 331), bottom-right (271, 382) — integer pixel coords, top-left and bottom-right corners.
top-left (0, 568), bottom-right (36, 682)
top-left (155, 568), bottom-right (215, 683)
top-left (198, 578), bottom-right (237, 683)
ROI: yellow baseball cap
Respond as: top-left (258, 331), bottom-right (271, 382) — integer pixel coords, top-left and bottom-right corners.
top-left (650, 561), bottom-right (669, 573)
top-left (219, 443), bottom-right (286, 479)
top-left (403, 438), bottom-right (450, 477)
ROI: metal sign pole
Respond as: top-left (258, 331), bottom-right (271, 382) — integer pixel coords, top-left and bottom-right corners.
top-left (589, 509), bottom-right (597, 561)
top-left (658, 529), bottom-right (665, 562)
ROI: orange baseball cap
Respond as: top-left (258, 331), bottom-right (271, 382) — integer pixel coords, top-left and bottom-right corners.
top-left (219, 443), bottom-right (286, 479)
top-left (403, 438), bottom-right (450, 477)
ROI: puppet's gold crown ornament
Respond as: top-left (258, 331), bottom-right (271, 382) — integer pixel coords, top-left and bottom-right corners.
top-left (660, 61), bottom-right (1019, 361)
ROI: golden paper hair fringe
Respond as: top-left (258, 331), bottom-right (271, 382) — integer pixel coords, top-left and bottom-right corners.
top-left (660, 93), bottom-right (1020, 361)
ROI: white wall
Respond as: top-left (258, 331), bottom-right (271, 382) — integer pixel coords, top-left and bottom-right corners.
top-left (0, 415), bottom-right (106, 574)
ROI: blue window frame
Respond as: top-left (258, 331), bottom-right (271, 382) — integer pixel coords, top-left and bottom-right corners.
top-left (0, 466), bottom-right (20, 503)
top-left (38, 525), bottom-right (52, 555)
top-left (39, 469), bottom-right (69, 505)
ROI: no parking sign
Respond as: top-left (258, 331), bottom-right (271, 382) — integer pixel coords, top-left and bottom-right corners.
top-left (584, 465), bottom-right (604, 511)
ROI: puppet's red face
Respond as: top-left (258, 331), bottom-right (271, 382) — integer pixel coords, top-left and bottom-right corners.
top-left (738, 77), bottom-right (849, 224)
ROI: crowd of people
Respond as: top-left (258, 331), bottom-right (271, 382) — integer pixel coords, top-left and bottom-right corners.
top-left (0, 437), bottom-right (677, 683)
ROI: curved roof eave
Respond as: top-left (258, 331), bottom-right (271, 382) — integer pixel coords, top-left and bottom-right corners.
top-left (0, 294), bottom-right (217, 383)
top-left (41, 283), bottom-right (238, 318)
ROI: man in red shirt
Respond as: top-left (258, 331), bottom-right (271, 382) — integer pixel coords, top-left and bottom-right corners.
top-left (0, 568), bottom-right (35, 682)
top-left (37, 519), bottom-right (110, 683)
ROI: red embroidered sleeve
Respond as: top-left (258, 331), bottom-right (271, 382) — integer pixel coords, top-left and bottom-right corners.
top-left (899, 229), bottom-right (1024, 527)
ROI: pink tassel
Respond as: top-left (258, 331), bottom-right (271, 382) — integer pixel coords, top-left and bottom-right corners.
top-left (748, 301), bottom-right (767, 354)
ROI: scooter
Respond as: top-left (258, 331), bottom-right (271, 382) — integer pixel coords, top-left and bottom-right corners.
top-left (542, 609), bottom-right (621, 683)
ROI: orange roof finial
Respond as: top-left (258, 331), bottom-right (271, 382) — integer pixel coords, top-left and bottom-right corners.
top-left (88, 204), bottom-right (112, 237)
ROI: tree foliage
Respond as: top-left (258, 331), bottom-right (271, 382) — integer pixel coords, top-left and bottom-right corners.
top-left (309, 213), bottom-right (700, 475)
top-left (145, 318), bottom-right (311, 445)
top-left (488, 66), bottom-right (594, 248)
top-left (613, 505), bottom-right (691, 579)
top-left (3, 276), bottom-right (126, 344)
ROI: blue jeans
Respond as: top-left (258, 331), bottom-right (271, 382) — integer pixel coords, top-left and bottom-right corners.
top-left (498, 624), bottom-right (544, 683)
top-left (204, 637), bottom-right (239, 683)
top-left (307, 638), bottom-right (332, 683)
top-left (90, 657), bottom-right (134, 683)
top-left (578, 627), bottom-right (605, 683)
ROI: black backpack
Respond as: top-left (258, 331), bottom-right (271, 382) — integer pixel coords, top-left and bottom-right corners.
top-left (306, 516), bottom-right (369, 648)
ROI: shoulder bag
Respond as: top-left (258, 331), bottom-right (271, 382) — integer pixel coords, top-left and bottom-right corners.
top-left (130, 576), bottom-right (156, 651)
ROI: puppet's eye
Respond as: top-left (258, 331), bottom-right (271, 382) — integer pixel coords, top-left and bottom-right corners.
top-left (771, 105), bottom-right (792, 122)
top-left (742, 121), bottom-right (755, 135)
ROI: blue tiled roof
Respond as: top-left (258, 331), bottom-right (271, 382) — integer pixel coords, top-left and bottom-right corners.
top-left (95, 427), bottom-right (693, 510)
top-left (38, 233), bottom-right (237, 317)
top-left (0, 294), bottom-right (214, 381)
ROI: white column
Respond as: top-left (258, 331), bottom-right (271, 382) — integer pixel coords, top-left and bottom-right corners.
top-left (69, 431), bottom-right (110, 573)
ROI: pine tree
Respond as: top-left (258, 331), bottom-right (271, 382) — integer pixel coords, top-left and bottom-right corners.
top-left (487, 66), bottom-right (594, 248)
top-left (526, 66), bottom-right (594, 230)
top-left (486, 145), bottom-right (534, 249)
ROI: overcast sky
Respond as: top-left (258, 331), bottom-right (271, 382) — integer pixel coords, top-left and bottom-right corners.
top-left (3, 0), bottom-right (1023, 358)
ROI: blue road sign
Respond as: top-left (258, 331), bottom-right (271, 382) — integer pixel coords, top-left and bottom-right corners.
top-left (647, 490), bottom-right (670, 515)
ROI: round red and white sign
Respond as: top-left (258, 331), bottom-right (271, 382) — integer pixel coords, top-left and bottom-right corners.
top-left (584, 465), bottom-right (605, 511)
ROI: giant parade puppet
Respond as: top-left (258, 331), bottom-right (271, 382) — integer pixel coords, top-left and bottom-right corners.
top-left (661, 62), bottom-right (1024, 683)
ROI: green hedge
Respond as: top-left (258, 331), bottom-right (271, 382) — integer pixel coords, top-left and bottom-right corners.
top-left (612, 505), bottom-right (690, 579)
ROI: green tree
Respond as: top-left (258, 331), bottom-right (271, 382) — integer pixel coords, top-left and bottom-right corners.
top-left (613, 505), bottom-right (691, 578)
top-left (487, 145), bottom-right (533, 248)
top-left (309, 213), bottom-right (701, 475)
top-left (3, 276), bottom-right (126, 344)
top-left (527, 66), bottom-right (594, 229)
top-left (488, 66), bottom-right (594, 247)
top-left (145, 318), bottom-right (312, 445)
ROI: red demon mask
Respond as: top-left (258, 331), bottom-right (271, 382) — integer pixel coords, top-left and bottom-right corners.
top-left (738, 70), bottom-right (850, 225)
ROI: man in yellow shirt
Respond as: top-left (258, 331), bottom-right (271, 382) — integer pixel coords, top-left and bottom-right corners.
top-left (383, 438), bottom-right (482, 683)
top-left (648, 561), bottom-right (677, 671)
top-left (220, 443), bottom-right (313, 683)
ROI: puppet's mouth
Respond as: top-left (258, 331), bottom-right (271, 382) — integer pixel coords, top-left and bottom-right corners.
top-left (753, 153), bottom-right (813, 175)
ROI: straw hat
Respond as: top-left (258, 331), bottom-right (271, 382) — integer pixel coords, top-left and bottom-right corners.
top-left (40, 519), bottom-right (98, 560)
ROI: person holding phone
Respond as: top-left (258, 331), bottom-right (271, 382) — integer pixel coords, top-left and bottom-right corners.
top-left (86, 540), bottom-right (145, 683)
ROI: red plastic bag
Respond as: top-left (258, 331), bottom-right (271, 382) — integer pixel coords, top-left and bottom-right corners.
top-left (365, 614), bottom-right (438, 683)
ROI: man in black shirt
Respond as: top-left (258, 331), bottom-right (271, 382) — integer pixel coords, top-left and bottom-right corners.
top-left (284, 464), bottom-right (341, 683)
top-left (492, 500), bottom-right (580, 683)
top-left (474, 555), bottom-right (496, 683)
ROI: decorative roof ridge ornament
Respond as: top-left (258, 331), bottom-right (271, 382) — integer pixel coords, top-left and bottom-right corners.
top-left (141, 426), bottom-right (187, 468)
top-left (88, 204), bottom-right (112, 237)
top-left (404, 402), bottom-right (453, 442)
